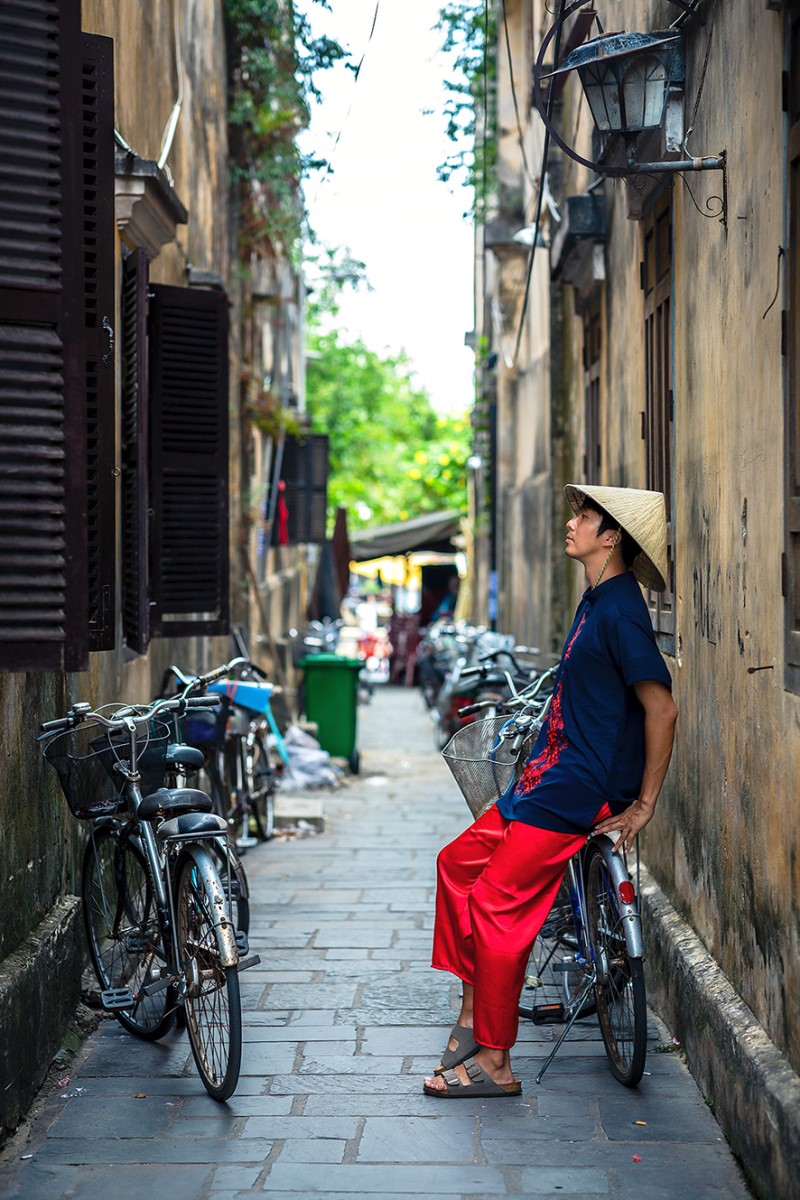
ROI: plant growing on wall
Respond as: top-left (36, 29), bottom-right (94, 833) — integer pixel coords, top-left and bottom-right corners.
top-left (224, 0), bottom-right (349, 258)
top-left (435, 1), bottom-right (497, 219)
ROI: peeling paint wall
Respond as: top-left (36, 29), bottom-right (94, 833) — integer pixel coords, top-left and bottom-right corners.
top-left (0, 0), bottom-right (306, 1141)
top-left (484, 0), bottom-right (800, 1076)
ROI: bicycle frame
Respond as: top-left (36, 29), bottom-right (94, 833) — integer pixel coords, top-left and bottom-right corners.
top-left (533, 835), bottom-right (644, 1084)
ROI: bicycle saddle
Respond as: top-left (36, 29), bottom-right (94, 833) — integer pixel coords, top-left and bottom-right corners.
top-left (166, 744), bottom-right (205, 770)
top-left (156, 812), bottom-right (230, 841)
top-left (138, 788), bottom-right (213, 821)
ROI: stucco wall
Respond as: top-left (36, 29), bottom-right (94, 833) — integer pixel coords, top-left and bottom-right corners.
top-left (553, 0), bottom-right (800, 1072)
top-left (0, 0), bottom-right (234, 1140)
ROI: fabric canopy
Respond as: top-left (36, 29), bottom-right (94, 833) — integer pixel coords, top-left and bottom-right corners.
top-left (349, 510), bottom-right (462, 561)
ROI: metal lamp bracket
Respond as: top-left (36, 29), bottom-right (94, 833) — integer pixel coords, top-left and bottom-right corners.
top-left (532, 0), bottom-right (727, 228)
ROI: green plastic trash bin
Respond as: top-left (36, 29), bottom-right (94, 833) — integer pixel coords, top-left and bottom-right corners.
top-left (299, 654), bottom-right (362, 773)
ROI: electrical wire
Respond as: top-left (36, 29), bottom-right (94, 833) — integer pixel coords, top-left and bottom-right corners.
top-left (309, 0), bottom-right (381, 207)
top-left (500, 0), bottom-right (535, 186)
top-left (158, 3), bottom-right (184, 171)
top-left (682, 0), bottom-right (719, 157)
top-left (511, 0), bottom-right (568, 365)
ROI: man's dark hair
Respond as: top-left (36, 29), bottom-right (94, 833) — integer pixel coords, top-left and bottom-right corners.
top-left (580, 496), bottom-right (640, 569)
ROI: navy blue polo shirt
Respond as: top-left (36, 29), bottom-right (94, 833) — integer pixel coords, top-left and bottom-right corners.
top-left (497, 571), bottom-right (672, 833)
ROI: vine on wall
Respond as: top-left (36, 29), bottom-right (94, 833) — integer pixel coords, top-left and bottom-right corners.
top-left (224, 0), bottom-right (348, 259)
top-left (436, 2), bottom-right (497, 219)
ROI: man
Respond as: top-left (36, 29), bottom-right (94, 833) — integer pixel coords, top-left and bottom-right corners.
top-left (423, 485), bottom-right (678, 1098)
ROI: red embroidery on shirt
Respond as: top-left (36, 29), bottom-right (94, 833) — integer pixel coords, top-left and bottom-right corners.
top-left (515, 613), bottom-right (587, 796)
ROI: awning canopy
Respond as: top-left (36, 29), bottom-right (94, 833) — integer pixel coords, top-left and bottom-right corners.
top-left (349, 510), bottom-right (462, 561)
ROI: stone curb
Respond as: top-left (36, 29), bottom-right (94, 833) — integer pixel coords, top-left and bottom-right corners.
top-left (639, 863), bottom-right (800, 1200)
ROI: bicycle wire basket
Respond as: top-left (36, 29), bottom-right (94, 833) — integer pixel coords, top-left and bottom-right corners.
top-left (43, 718), bottom-right (171, 820)
top-left (442, 715), bottom-right (540, 819)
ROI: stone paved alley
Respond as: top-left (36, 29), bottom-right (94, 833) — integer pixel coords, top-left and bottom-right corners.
top-left (0, 686), bottom-right (752, 1199)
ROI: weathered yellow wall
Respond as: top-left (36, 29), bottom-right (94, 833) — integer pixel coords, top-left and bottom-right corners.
top-left (553, 0), bottom-right (800, 1069)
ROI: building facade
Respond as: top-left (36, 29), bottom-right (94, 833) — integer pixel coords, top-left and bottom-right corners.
top-left (471, 1), bottom-right (800, 1193)
top-left (0, 0), bottom-right (317, 1140)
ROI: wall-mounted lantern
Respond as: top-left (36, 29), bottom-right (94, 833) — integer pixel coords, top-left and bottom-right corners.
top-left (553, 31), bottom-right (679, 136)
top-left (532, 0), bottom-right (726, 223)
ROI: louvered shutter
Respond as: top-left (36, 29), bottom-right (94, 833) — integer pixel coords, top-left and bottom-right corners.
top-left (148, 285), bottom-right (230, 637)
top-left (0, 0), bottom-right (88, 672)
top-left (121, 249), bottom-right (150, 655)
top-left (82, 33), bottom-right (116, 651)
top-left (281, 434), bottom-right (329, 544)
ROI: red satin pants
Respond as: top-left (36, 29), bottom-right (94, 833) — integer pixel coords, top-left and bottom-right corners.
top-left (431, 802), bottom-right (611, 1050)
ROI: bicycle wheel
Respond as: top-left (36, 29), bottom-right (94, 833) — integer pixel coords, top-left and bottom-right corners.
top-left (245, 732), bottom-right (275, 842)
top-left (585, 843), bottom-right (647, 1086)
top-left (82, 826), bottom-right (175, 1039)
top-left (175, 854), bottom-right (242, 1101)
top-left (519, 879), bottom-right (592, 1021)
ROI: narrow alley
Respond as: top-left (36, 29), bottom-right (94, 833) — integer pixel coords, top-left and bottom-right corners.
top-left (0, 687), bottom-right (751, 1199)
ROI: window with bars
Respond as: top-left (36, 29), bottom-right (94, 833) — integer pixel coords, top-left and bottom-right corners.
top-left (583, 301), bottom-right (602, 484)
top-left (786, 4), bottom-right (800, 689)
top-left (642, 192), bottom-right (675, 648)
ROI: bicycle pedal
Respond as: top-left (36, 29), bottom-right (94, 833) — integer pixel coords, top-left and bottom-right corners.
top-left (236, 836), bottom-right (258, 850)
top-left (100, 987), bottom-right (136, 1010)
top-left (141, 975), bottom-right (172, 997)
top-left (236, 954), bottom-right (261, 973)
top-left (235, 930), bottom-right (249, 955)
top-left (553, 960), bottom-right (582, 973)
top-left (532, 1003), bottom-right (565, 1025)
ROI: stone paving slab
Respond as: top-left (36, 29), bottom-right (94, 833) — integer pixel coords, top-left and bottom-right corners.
top-left (0, 687), bottom-right (753, 1199)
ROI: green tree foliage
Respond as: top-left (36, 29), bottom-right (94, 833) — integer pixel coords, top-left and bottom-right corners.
top-left (224, 0), bottom-right (349, 257)
top-left (435, 2), bottom-right (496, 216)
top-left (305, 321), bottom-right (470, 533)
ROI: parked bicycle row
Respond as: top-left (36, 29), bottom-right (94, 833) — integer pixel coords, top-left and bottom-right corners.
top-left (416, 619), bottom-right (554, 749)
top-left (36, 652), bottom-right (299, 1104)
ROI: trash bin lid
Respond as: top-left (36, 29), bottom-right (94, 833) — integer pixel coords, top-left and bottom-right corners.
top-left (298, 654), bottom-right (362, 669)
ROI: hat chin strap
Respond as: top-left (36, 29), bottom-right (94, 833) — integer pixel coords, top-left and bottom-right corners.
top-left (592, 530), bottom-right (621, 590)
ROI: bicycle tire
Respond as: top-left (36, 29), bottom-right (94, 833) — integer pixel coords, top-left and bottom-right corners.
top-left (204, 752), bottom-right (229, 823)
top-left (245, 733), bottom-right (275, 842)
top-left (82, 826), bottom-right (175, 1040)
top-left (209, 840), bottom-right (250, 936)
top-left (175, 854), bottom-right (242, 1101)
top-left (585, 843), bottom-right (647, 1086)
top-left (519, 880), bottom-right (597, 1020)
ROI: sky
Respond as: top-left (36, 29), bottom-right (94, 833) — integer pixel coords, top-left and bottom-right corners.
top-left (299, 0), bottom-right (476, 415)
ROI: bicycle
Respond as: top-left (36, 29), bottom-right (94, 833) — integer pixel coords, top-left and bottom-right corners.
top-left (441, 670), bottom-right (648, 1087)
top-left (39, 686), bottom-right (259, 1101)
top-left (162, 657), bottom-right (288, 849)
top-left (160, 670), bottom-right (252, 936)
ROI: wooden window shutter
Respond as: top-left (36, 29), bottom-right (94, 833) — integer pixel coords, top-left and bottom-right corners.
top-left (0, 0), bottom-right (88, 672)
top-left (120, 248), bottom-right (150, 655)
top-left (281, 434), bottom-right (329, 544)
top-left (148, 285), bottom-right (230, 637)
top-left (82, 33), bottom-right (116, 651)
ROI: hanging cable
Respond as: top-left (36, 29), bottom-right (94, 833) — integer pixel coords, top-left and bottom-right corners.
top-left (511, 0), bottom-right (567, 366)
top-left (157, 3), bottom-right (184, 170)
top-left (310, 0), bottom-right (380, 207)
top-left (500, 0), bottom-right (535, 186)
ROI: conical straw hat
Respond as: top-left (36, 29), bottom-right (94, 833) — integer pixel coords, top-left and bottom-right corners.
top-left (564, 484), bottom-right (669, 592)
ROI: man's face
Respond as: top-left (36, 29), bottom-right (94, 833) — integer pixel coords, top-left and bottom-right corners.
top-left (565, 504), bottom-right (604, 563)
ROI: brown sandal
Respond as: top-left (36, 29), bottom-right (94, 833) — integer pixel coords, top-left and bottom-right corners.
top-left (434, 1022), bottom-right (481, 1075)
top-left (424, 1056), bottom-right (522, 1099)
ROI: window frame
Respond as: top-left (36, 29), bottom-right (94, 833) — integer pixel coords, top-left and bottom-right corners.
top-left (642, 190), bottom-right (675, 652)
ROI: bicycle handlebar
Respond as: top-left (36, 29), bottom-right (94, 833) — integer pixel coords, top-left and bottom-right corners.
top-left (38, 693), bottom-right (222, 738)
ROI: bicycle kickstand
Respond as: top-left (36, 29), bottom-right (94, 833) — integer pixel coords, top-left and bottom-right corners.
top-left (534, 974), bottom-right (596, 1085)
